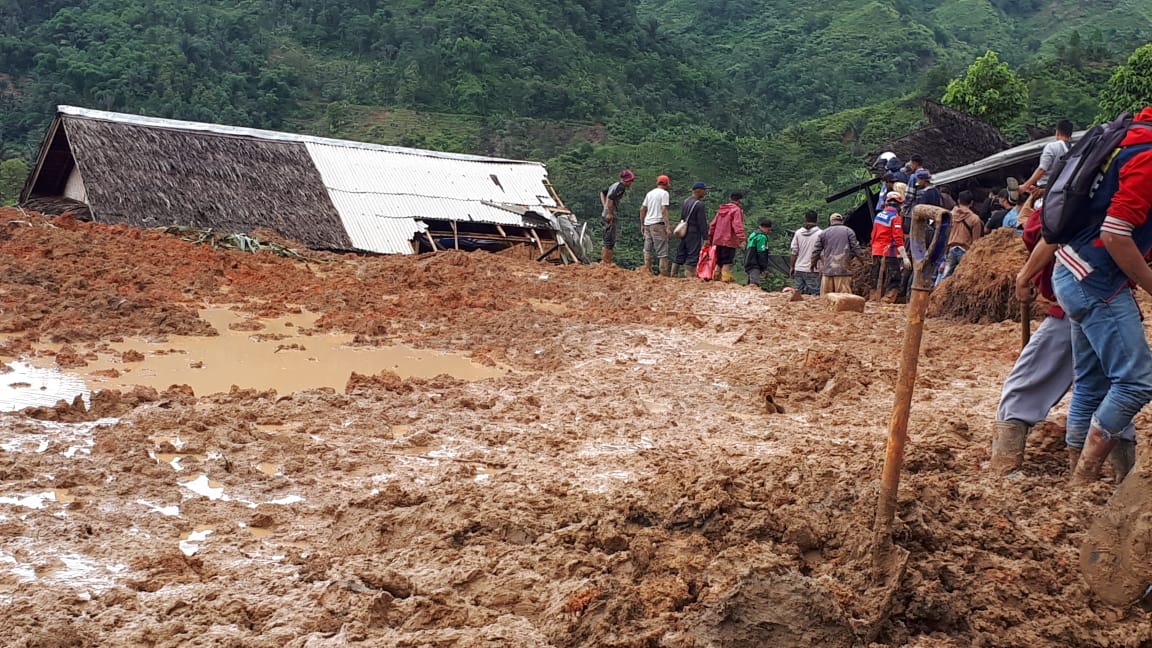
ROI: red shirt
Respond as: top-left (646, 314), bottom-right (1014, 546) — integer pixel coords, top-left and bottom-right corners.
top-left (1021, 206), bottom-right (1064, 319)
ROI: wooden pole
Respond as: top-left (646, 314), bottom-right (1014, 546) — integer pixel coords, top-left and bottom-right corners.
top-left (1021, 303), bottom-right (1032, 349)
top-left (871, 204), bottom-right (951, 580)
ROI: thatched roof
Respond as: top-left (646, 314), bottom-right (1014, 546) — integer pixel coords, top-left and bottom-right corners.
top-left (20, 106), bottom-right (581, 256)
top-left (868, 100), bottom-right (1010, 173)
top-left (61, 117), bottom-right (353, 250)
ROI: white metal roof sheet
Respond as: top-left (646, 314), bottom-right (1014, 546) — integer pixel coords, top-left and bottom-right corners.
top-left (307, 142), bottom-right (559, 254)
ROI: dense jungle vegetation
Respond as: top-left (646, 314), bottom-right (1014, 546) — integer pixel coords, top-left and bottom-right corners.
top-left (1, 0), bottom-right (1150, 266)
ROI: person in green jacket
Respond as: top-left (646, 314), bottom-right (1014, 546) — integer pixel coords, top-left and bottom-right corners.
top-left (745, 219), bottom-right (774, 288)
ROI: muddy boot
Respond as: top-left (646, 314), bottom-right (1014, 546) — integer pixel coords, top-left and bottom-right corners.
top-left (1068, 446), bottom-right (1082, 476)
top-left (989, 420), bottom-right (1028, 474)
top-left (721, 269), bottom-right (733, 283)
top-left (1080, 457), bottom-right (1152, 605)
top-left (1073, 427), bottom-right (1119, 485)
top-left (670, 263), bottom-right (682, 278)
top-left (659, 258), bottom-right (670, 277)
top-left (869, 287), bottom-right (881, 302)
top-left (601, 247), bottom-right (615, 265)
top-left (1110, 440), bottom-right (1137, 484)
top-left (640, 252), bottom-right (653, 274)
top-left (685, 263), bottom-right (697, 280)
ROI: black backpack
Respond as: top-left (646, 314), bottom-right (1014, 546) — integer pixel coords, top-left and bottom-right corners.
top-left (1041, 113), bottom-right (1152, 244)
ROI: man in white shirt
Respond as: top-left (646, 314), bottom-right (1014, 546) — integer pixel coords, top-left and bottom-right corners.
top-left (789, 210), bottom-right (823, 294)
top-left (640, 175), bottom-right (672, 276)
top-left (1019, 120), bottom-right (1073, 194)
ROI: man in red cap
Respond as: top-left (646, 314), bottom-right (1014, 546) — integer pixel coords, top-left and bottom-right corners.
top-left (640, 174), bottom-right (672, 276)
top-left (599, 169), bottom-right (635, 266)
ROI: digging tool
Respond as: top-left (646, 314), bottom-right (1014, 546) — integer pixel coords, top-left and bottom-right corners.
top-left (871, 205), bottom-right (951, 586)
top-left (1021, 303), bottom-right (1032, 349)
top-left (1081, 463), bottom-right (1152, 605)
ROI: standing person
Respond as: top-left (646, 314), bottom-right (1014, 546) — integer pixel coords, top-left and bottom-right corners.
top-left (600, 169), bottom-right (635, 265)
top-left (1000, 189), bottom-right (1022, 230)
top-left (994, 204), bottom-right (1136, 476)
top-left (935, 190), bottom-right (984, 282)
top-left (706, 192), bottom-right (747, 284)
top-left (901, 155), bottom-right (924, 214)
top-left (789, 210), bottom-right (822, 295)
top-left (672, 182), bottom-right (710, 278)
top-left (639, 175), bottom-right (672, 276)
top-left (745, 219), bottom-right (774, 288)
top-left (1019, 120), bottom-right (1073, 194)
top-left (812, 212), bottom-right (864, 295)
top-left (939, 185), bottom-right (957, 211)
top-left (1050, 106), bottom-right (1152, 485)
top-left (870, 192), bottom-right (910, 301)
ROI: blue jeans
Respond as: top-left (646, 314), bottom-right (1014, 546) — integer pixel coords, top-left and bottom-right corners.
top-left (1052, 265), bottom-right (1150, 447)
top-left (934, 246), bottom-right (966, 285)
top-left (794, 271), bottom-right (820, 295)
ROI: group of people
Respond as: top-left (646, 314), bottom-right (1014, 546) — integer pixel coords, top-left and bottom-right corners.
top-left (866, 122), bottom-right (1076, 302)
top-left (599, 171), bottom-right (868, 294)
top-left (991, 111), bottom-right (1152, 493)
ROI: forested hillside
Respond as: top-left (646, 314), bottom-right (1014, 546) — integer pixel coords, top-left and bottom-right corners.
top-left (1, 0), bottom-right (1150, 266)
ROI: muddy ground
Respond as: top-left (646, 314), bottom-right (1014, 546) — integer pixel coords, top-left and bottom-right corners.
top-left (2, 210), bottom-right (1151, 647)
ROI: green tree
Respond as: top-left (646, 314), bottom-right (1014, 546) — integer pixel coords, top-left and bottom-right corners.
top-left (1098, 44), bottom-right (1152, 121)
top-left (942, 50), bottom-right (1028, 128)
top-left (0, 158), bottom-right (29, 206)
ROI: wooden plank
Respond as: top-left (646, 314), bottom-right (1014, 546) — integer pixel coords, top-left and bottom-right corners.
top-left (424, 230), bottom-right (439, 251)
top-left (496, 224), bottom-right (508, 238)
top-left (450, 221), bottom-right (460, 250)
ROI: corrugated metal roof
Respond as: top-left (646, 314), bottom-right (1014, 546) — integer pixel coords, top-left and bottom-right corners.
top-left (307, 142), bottom-right (559, 255)
top-left (932, 130), bottom-right (1086, 186)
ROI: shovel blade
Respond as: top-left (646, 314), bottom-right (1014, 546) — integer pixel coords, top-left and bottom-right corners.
top-left (1082, 463), bottom-right (1152, 605)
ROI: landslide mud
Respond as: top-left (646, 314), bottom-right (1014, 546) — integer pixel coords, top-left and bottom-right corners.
top-left (1, 209), bottom-right (1151, 646)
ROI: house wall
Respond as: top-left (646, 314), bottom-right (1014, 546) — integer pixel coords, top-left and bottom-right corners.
top-left (63, 166), bottom-right (86, 202)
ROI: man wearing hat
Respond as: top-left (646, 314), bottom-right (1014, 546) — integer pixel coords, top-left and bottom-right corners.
top-left (672, 181), bottom-right (711, 278)
top-left (812, 212), bottom-right (865, 295)
top-left (600, 169), bottom-right (635, 265)
top-left (640, 174), bottom-right (673, 276)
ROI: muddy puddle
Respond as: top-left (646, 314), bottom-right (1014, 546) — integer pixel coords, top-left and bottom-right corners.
top-left (0, 308), bottom-right (503, 406)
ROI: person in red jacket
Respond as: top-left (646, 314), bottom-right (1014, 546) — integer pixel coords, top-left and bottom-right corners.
top-left (705, 192), bottom-right (747, 283)
top-left (1049, 106), bottom-right (1152, 485)
top-left (869, 191), bottom-right (910, 301)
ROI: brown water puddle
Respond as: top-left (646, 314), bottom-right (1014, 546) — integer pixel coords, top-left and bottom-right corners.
top-left (2, 308), bottom-right (503, 404)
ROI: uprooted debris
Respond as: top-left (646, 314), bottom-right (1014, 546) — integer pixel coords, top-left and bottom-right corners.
top-left (160, 225), bottom-right (316, 260)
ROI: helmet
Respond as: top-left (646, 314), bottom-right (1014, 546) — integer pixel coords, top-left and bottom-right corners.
top-left (619, 169), bottom-right (636, 182)
top-left (886, 191), bottom-right (904, 203)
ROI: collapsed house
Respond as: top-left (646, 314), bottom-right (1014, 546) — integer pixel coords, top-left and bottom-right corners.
top-left (826, 100), bottom-right (1014, 242)
top-left (20, 106), bottom-right (592, 262)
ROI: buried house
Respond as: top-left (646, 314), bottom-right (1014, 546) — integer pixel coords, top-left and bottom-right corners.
top-left (20, 106), bottom-right (593, 261)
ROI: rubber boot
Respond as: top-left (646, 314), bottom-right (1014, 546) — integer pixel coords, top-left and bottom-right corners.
top-left (659, 258), bottom-right (670, 277)
top-left (685, 264), bottom-right (697, 280)
top-left (670, 263), bottom-right (682, 278)
top-left (721, 269), bottom-right (733, 283)
top-left (1068, 447), bottom-right (1081, 476)
top-left (989, 420), bottom-right (1028, 474)
top-left (601, 247), bottom-right (614, 265)
top-left (1073, 427), bottom-right (1119, 485)
top-left (1109, 440), bottom-right (1137, 484)
top-left (641, 252), bottom-right (653, 274)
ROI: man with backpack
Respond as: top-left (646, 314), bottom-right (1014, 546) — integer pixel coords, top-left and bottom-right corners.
top-left (935, 190), bottom-right (983, 283)
top-left (1046, 108), bottom-right (1152, 485)
top-left (1020, 120), bottom-right (1073, 195)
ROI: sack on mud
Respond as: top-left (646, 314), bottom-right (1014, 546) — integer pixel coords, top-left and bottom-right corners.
top-left (1041, 113), bottom-right (1152, 244)
top-left (698, 244), bottom-right (719, 280)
